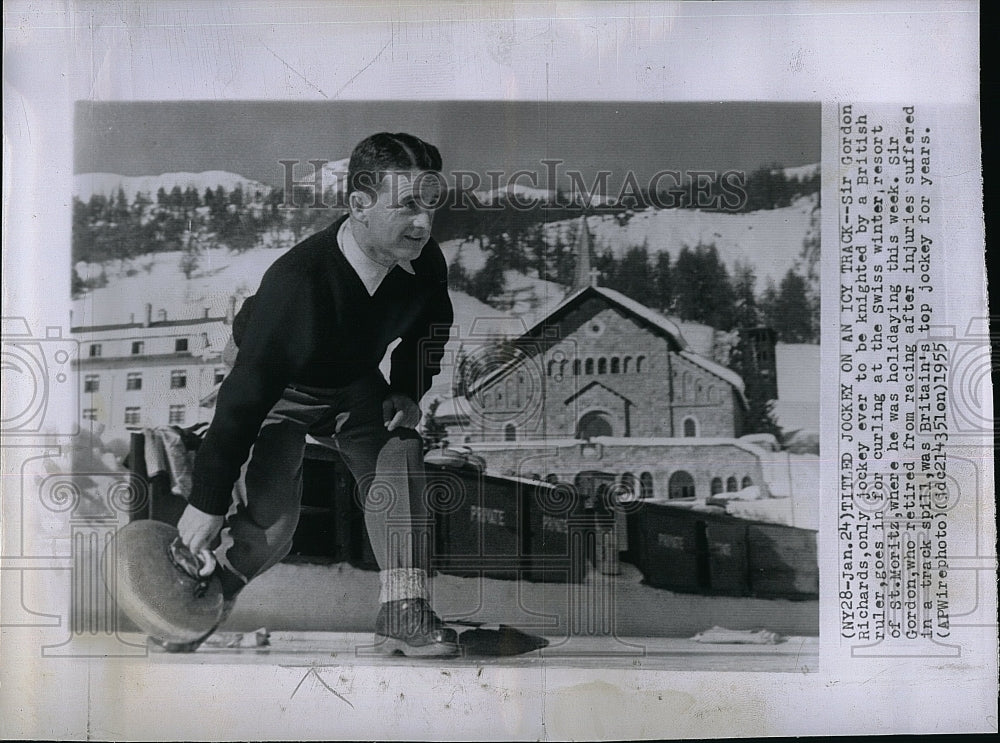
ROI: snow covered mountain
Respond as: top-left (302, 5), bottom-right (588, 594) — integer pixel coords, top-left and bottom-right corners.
top-left (74, 171), bottom-right (272, 202)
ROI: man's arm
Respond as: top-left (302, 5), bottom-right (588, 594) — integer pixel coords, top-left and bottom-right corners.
top-left (187, 267), bottom-right (317, 516)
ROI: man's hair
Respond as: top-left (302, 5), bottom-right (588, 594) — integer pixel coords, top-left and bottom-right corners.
top-left (347, 132), bottom-right (443, 197)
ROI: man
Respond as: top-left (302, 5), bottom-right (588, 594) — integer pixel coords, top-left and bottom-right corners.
top-left (174, 132), bottom-right (457, 656)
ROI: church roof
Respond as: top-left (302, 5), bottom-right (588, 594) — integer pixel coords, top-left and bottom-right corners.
top-left (517, 284), bottom-right (690, 348)
top-left (467, 284), bottom-right (746, 398)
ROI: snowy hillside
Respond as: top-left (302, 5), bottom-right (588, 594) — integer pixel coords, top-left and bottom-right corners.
top-left (74, 171), bottom-right (270, 203)
top-left (444, 194), bottom-right (818, 289)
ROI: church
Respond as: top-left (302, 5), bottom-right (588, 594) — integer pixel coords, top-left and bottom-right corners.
top-left (438, 217), bottom-right (763, 446)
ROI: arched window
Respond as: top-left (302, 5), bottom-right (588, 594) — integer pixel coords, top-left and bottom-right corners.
top-left (585, 358), bottom-right (594, 375)
top-left (711, 477), bottom-right (723, 495)
top-left (577, 410), bottom-right (613, 439)
top-left (636, 356), bottom-right (646, 372)
top-left (504, 423), bottom-right (516, 441)
top-left (683, 417), bottom-right (698, 437)
top-left (695, 381), bottom-right (703, 401)
top-left (547, 360), bottom-right (556, 376)
top-left (598, 357), bottom-right (607, 374)
top-left (620, 472), bottom-right (637, 502)
top-left (726, 476), bottom-right (739, 492)
top-left (573, 359), bottom-right (581, 375)
top-left (668, 470), bottom-right (696, 499)
top-left (610, 357), bottom-right (620, 374)
top-left (623, 356), bottom-right (632, 373)
top-left (707, 385), bottom-right (716, 403)
top-left (682, 371), bottom-right (691, 399)
top-left (640, 472), bottom-right (654, 499)
top-left (741, 475), bottom-right (754, 489)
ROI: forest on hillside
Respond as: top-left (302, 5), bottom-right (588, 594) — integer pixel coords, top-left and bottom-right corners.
top-left (71, 165), bottom-right (820, 345)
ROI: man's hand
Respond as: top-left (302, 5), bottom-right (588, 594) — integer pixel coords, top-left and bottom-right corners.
top-left (382, 393), bottom-right (421, 431)
top-left (177, 504), bottom-right (225, 577)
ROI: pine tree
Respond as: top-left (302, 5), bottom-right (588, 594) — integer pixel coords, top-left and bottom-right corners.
top-left (613, 242), bottom-right (654, 306)
top-left (672, 243), bottom-right (736, 330)
top-left (764, 268), bottom-right (814, 342)
top-left (653, 251), bottom-right (673, 312)
top-left (732, 260), bottom-right (761, 328)
top-left (469, 252), bottom-right (506, 303)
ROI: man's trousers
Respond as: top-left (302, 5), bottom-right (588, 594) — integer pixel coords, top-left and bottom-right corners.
top-left (213, 373), bottom-right (432, 601)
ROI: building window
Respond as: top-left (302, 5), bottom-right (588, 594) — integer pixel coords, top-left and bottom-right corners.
top-left (572, 360), bottom-right (581, 375)
top-left (214, 367), bottom-right (226, 384)
top-left (640, 472), bottom-right (654, 498)
top-left (636, 355), bottom-right (646, 373)
top-left (707, 385), bottom-right (716, 403)
top-left (683, 416), bottom-right (697, 437)
top-left (126, 372), bottom-right (142, 391)
top-left (168, 405), bottom-right (186, 424)
top-left (89, 344), bottom-right (102, 358)
top-left (84, 374), bottom-right (100, 392)
top-left (504, 423), bottom-right (516, 441)
top-left (741, 476), bottom-right (754, 489)
top-left (82, 408), bottom-right (98, 421)
top-left (124, 407), bottom-right (141, 426)
top-left (610, 357), bottom-right (620, 374)
top-left (170, 370), bottom-right (187, 389)
top-left (623, 356), bottom-right (631, 373)
top-left (131, 341), bottom-right (144, 355)
top-left (668, 470), bottom-right (696, 499)
top-left (695, 381), bottom-right (704, 401)
top-left (598, 357), bottom-right (607, 374)
top-left (726, 476), bottom-right (739, 492)
top-left (175, 338), bottom-right (188, 352)
top-left (711, 477), bottom-right (723, 495)
top-left (585, 358), bottom-right (594, 375)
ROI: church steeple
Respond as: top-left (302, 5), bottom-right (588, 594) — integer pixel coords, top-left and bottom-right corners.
top-left (572, 215), bottom-right (598, 291)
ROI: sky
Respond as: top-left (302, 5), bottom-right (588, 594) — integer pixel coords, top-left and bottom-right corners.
top-left (75, 101), bottom-right (819, 193)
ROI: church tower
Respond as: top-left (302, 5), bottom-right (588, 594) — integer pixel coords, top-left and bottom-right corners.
top-left (571, 215), bottom-right (597, 291)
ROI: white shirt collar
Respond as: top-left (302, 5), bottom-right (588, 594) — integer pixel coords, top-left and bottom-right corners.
top-left (337, 219), bottom-right (415, 296)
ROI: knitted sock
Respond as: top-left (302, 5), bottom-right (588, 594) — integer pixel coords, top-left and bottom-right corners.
top-left (379, 568), bottom-right (428, 603)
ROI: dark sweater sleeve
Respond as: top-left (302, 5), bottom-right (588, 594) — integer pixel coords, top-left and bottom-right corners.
top-left (389, 279), bottom-right (454, 404)
top-left (188, 265), bottom-right (318, 514)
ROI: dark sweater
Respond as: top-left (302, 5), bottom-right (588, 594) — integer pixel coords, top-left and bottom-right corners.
top-left (188, 215), bottom-right (453, 515)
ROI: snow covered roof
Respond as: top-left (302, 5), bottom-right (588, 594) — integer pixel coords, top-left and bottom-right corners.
top-left (589, 287), bottom-right (690, 349)
top-left (679, 350), bottom-right (745, 393)
top-left (520, 285), bottom-right (690, 351)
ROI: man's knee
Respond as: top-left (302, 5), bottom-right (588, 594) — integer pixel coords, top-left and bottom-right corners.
top-left (382, 429), bottom-right (423, 459)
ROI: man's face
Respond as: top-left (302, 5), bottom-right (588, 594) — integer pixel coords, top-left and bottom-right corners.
top-left (350, 170), bottom-right (442, 266)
